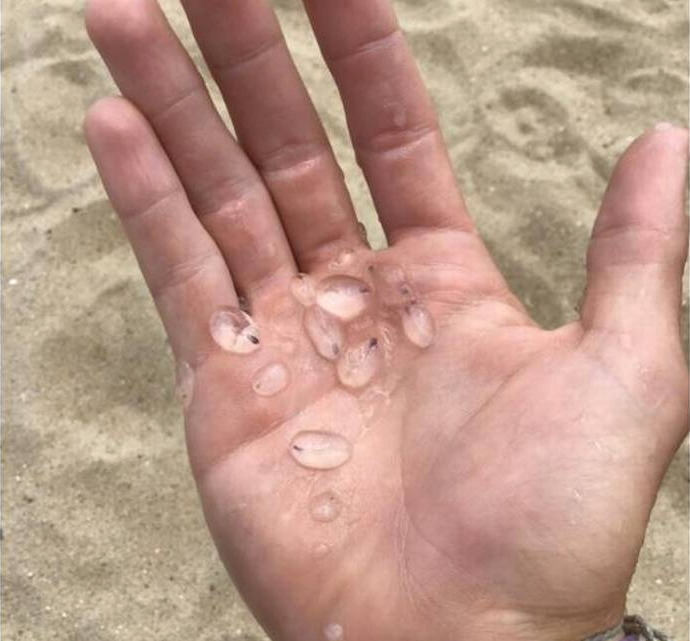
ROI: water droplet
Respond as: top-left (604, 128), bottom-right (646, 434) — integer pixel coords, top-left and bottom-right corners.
top-left (329, 249), bottom-right (355, 271)
top-left (290, 273), bottom-right (317, 307)
top-left (210, 308), bottom-right (261, 354)
top-left (324, 623), bottom-right (344, 641)
top-left (252, 363), bottom-right (289, 397)
top-left (401, 304), bottom-right (435, 348)
top-left (316, 276), bottom-right (372, 321)
top-left (289, 431), bottom-right (352, 471)
top-left (304, 307), bottom-right (344, 361)
top-left (175, 361), bottom-right (194, 410)
top-left (313, 543), bottom-right (331, 559)
top-left (309, 491), bottom-right (343, 523)
top-left (337, 337), bottom-right (382, 388)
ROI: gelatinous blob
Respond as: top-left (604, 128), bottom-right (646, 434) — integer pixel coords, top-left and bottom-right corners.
top-left (401, 303), bottom-right (435, 349)
top-left (316, 276), bottom-right (372, 321)
top-left (329, 249), bottom-right (355, 271)
top-left (290, 273), bottom-right (317, 307)
top-left (309, 490), bottom-right (343, 523)
top-left (252, 363), bottom-right (290, 397)
top-left (289, 431), bottom-right (352, 470)
top-left (175, 361), bottom-right (194, 410)
top-left (337, 338), bottom-right (382, 388)
top-left (210, 308), bottom-right (261, 354)
top-left (304, 307), bottom-right (345, 361)
top-left (324, 623), bottom-right (344, 641)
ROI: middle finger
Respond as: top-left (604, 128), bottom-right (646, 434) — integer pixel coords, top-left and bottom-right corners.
top-left (181, 0), bottom-right (366, 269)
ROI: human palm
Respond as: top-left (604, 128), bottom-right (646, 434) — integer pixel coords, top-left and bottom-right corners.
top-left (84, 1), bottom-right (689, 640)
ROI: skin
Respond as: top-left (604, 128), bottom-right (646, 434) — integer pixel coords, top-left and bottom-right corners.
top-left (83, 1), bottom-right (689, 640)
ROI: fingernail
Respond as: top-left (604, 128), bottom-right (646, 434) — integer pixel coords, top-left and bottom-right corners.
top-left (654, 122), bottom-right (675, 131)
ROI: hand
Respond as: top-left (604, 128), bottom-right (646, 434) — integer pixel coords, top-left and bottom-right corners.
top-left (83, 1), bottom-right (689, 640)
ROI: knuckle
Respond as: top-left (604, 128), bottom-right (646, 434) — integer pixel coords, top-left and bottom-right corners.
top-left (149, 251), bottom-right (220, 301)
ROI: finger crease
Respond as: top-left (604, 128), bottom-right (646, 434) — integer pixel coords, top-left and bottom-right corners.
top-left (356, 121), bottom-right (440, 156)
top-left (125, 187), bottom-right (186, 222)
top-left (191, 175), bottom-right (263, 221)
top-left (325, 26), bottom-right (403, 65)
top-left (150, 250), bottom-right (222, 301)
top-left (209, 33), bottom-right (284, 76)
top-left (148, 83), bottom-right (207, 125)
top-left (258, 141), bottom-right (332, 178)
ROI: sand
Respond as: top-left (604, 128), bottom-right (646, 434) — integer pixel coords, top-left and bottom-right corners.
top-left (2, 0), bottom-right (688, 639)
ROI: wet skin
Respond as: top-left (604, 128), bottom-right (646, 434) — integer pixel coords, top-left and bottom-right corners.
top-left (83, 0), bottom-right (689, 640)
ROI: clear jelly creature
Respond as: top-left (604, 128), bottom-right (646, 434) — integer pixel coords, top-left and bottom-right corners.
top-left (252, 362), bottom-right (290, 397)
top-left (210, 308), bottom-right (261, 354)
top-left (304, 306), bottom-right (345, 361)
top-left (316, 276), bottom-right (372, 321)
top-left (401, 303), bottom-right (435, 349)
top-left (289, 431), bottom-right (353, 471)
top-left (309, 490), bottom-right (343, 523)
top-left (290, 274), bottom-right (317, 307)
top-left (329, 249), bottom-right (355, 271)
top-left (336, 337), bottom-right (382, 388)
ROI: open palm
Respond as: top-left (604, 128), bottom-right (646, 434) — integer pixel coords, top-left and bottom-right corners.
top-left (84, 1), bottom-right (689, 640)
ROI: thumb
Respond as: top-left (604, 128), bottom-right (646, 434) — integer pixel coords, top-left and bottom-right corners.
top-left (581, 124), bottom-right (688, 341)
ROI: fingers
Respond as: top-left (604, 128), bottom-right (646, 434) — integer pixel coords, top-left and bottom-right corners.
top-left (581, 124), bottom-right (689, 339)
top-left (84, 97), bottom-right (237, 363)
top-left (180, 0), bottom-right (365, 268)
top-left (302, 0), bottom-right (474, 243)
top-left (85, 0), bottom-right (296, 299)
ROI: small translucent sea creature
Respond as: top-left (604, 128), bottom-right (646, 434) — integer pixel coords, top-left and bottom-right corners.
top-left (289, 431), bottom-right (353, 471)
top-left (210, 308), bottom-right (261, 354)
top-left (252, 363), bottom-right (290, 397)
top-left (316, 276), bottom-right (372, 321)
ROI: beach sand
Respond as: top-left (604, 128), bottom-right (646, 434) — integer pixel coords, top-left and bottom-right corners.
top-left (2, 0), bottom-right (688, 639)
